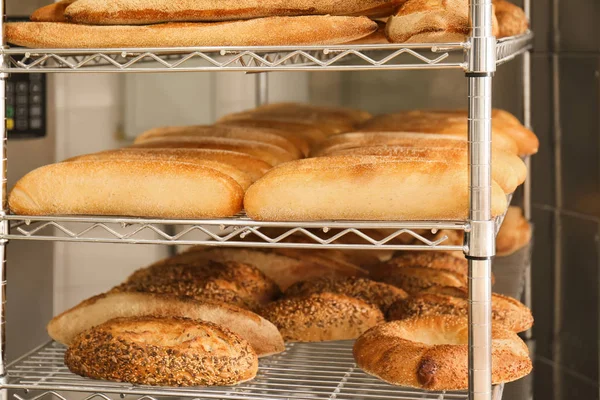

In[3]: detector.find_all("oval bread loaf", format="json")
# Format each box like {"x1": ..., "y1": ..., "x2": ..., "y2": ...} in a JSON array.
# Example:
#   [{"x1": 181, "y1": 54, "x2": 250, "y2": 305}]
[
  {"x1": 48, "y1": 291, "x2": 285, "y2": 357},
  {"x1": 65, "y1": 316, "x2": 258, "y2": 386},
  {"x1": 371, "y1": 266, "x2": 468, "y2": 294},
  {"x1": 260, "y1": 292, "x2": 384, "y2": 342},
  {"x1": 9, "y1": 160, "x2": 243, "y2": 218},
  {"x1": 244, "y1": 156, "x2": 508, "y2": 221}
]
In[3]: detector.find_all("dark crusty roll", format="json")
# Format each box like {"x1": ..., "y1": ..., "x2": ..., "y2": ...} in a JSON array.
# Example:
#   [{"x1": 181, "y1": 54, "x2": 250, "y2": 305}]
[
  {"x1": 387, "y1": 286, "x2": 534, "y2": 333},
  {"x1": 65, "y1": 316, "x2": 258, "y2": 386},
  {"x1": 259, "y1": 292, "x2": 384, "y2": 342},
  {"x1": 284, "y1": 277, "x2": 408, "y2": 314},
  {"x1": 371, "y1": 265, "x2": 467, "y2": 294}
]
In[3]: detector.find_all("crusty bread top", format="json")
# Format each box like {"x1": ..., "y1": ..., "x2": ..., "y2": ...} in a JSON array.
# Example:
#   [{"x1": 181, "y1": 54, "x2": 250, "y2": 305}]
[
  {"x1": 47, "y1": 291, "x2": 285, "y2": 357},
  {"x1": 493, "y1": 0, "x2": 529, "y2": 38},
  {"x1": 31, "y1": 0, "x2": 77, "y2": 22},
  {"x1": 64, "y1": 0, "x2": 407, "y2": 24},
  {"x1": 7, "y1": 17, "x2": 377, "y2": 49},
  {"x1": 496, "y1": 206, "x2": 532, "y2": 256}
]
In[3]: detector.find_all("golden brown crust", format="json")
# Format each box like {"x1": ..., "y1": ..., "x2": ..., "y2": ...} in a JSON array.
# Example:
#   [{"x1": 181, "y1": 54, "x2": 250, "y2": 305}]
[
  {"x1": 65, "y1": 316, "x2": 258, "y2": 386},
  {"x1": 387, "y1": 286, "x2": 534, "y2": 332},
  {"x1": 494, "y1": 0, "x2": 529, "y2": 37},
  {"x1": 371, "y1": 265, "x2": 467, "y2": 294},
  {"x1": 219, "y1": 103, "x2": 372, "y2": 136},
  {"x1": 134, "y1": 124, "x2": 303, "y2": 159},
  {"x1": 244, "y1": 155, "x2": 508, "y2": 221},
  {"x1": 64, "y1": 0, "x2": 406, "y2": 24},
  {"x1": 284, "y1": 277, "x2": 408, "y2": 313},
  {"x1": 6, "y1": 18, "x2": 377, "y2": 48},
  {"x1": 353, "y1": 316, "x2": 532, "y2": 390},
  {"x1": 381, "y1": 252, "x2": 468, "y2": 276},
  {"x1": 317, "y1": 144, "x2": 527, "y2": 194},
  {"x1": 47, "y1": 291, "x2": 285, "y2": 357},
  {"x1": 114, "y1": 261, "x2": 280, "y2": 310},
  {"x1": 175, "y1": 247, "x2": 367, "y2": 291},
  {"x1": 31, "y1": 0, "x2": 76, "y2": 22},
  {"x1": 9, "y1": 160, "x2": 243, "y2": 218},
  {"x1": 358, "y1": 109, "x2": 538, "y2": 156},
  {"x1": 496, "y1": 206, "x2": 532, "y2": 256},
  {"x1": 386, "y1": 0, "x2": 499, "y2": 43},
  {"x1": 259, "y1": 293, "x2": 384, "y2": 342}
]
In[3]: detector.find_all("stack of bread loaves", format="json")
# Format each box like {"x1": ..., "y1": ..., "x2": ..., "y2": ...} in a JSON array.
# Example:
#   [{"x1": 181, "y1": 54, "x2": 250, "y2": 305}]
[
  {"x1": 6, "y1": 0, "x2": 528, "y2": 48},
  {"x1": 8, "y1": 103, "x2": 367, "y2": 218},
  {"x1": 244, "y1": 108, "x2": 536, "y2": 221}
]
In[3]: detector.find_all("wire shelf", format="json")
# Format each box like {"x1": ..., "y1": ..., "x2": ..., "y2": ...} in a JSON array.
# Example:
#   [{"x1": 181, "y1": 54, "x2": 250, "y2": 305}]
[
  {"x1": 4, "y1": 341, "x2": 504, "y2": 400},
  {"x1": 2, "y1": 214, "x2": 468, "y2": 251},
  {"x1": 0, "y1": 33, "x2": 532, "y2": 73}
]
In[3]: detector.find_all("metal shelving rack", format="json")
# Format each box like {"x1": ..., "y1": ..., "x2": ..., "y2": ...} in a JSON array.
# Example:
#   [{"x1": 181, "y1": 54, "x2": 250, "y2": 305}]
[{"x1": 0, "y1": 1, "x2": 534, "y2": 400}]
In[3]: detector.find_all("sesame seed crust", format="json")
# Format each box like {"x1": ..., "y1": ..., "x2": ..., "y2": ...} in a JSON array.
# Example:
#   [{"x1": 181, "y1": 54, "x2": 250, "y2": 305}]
[
  {"x1": 65, "y1": 316, "x2": 258, "y2": 387},
  {"x1": 259, "y1": 292, "x2": 384, "y2": 342}
]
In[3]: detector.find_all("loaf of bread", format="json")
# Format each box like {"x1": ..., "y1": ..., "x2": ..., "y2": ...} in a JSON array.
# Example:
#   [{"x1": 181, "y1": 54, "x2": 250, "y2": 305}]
[
  {"x1": 30, "y1": 0, "x2": 76, "y2": 22},
  {"x1": 259, "y1": 293, "x2": 384, "y2": 342},
  {"x1": 314, "y1": 131, "x2": 520, "y2": 158},
  {"x1": 358, "y1": 109, "x2": 539, "y2": 156},
  {"x1": 67, "y1": 148, "x2": 252, "y2": 190},
  {"x1": 371, "y1": 265, "x2": 467, "y2": 294},
  {"x1": 354, "y1": 316, "x2": 532, "y2": 390},
  {"x1": 284, "y1": 277, "x2": 408, "y2": 313},
  {"x1": 387, "y1": 286, "x2": 534, "y2": 332},
  {"x1": 166, "y1": 247, "x2": 367, "y2": 291},
  {"x1": 494, "y1": 0, "x2": 529, "y2": 37},
  {"x1": 69, "y1": 148, "x2": 270, "y2": 183},
  {"x1": 117, "y1": 259, "x2": 281, "y2": 307},
  {"x1": 496, "y1": 206, "x2": 532, "y2": 256},
  {"x1": 218, "y1": 120, "x2": 328, "y2": 156},
  {"x1": 63, "y1": 0, "x2": 405, "y2": 24},
  {"x1": 219, "y1": 103, "x2": 372, "y2": 136},
  {"x1": 377, "y1": 252, "x2": 468, "y2": 277},
  {"x1": 320, "y1": 145, "x2": 526, "y2": 194},
  {"x1": 134, "y1": 125, "x2": 303, "y2": 159},
  {"x1": 133, "y1": 136, "x2": 297, "y2": 166},
  {"x1": 48, "y1": 291, "x2": 285, "y2": 357},
  {"x1": 7, "y1": 17, "x2": 377, "y2": 48},
  {"x1": 65, "y1": 316, "x2": 258, "y2": 386},
  {"x1": 386, "y1": 0, "x2": 499, "y2": 43},
  {"x1": 244, "y1": 155, "x2": 508, "y2": 221},
  {"x1": 9, "y1": 159, "x2": 243, "y2": 218}
]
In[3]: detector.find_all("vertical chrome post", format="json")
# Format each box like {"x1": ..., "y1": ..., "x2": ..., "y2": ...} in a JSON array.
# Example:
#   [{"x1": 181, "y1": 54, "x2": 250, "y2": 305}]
[
  {"x1": 255, "y1": 73, "x2": 269, "y2": 106},
  {"x1": 466, "y1": 0, "x2": 496, "y2": 399},
  {"x1": 0, "y1": 0, "x2": 7, "y2": 378}
]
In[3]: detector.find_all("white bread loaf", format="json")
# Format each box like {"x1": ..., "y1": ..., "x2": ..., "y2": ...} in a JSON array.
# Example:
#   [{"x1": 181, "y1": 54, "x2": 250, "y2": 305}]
[
  {"x1": 63, "y1": 0, "x2": 405, "y2": 24},
  {"x1": 6, "y1": 17, "x2": 377, "y2": 48},
  {"x1": 9, "y1": 159, "x2": 243, "y2": 218},
  {"x1": 67, "y1": 148, "x2": 271, "y2": 183},
  {"x1": 244, "y1": 156, "x2": 508, "y2": 221},
  {"x1": 132, "y1": 136, "x2": 297, "y2": 166},
  {"x1": 134, "y1": 124, "x2": 303, "y2": 159},
  {"x1": 323, "y1": 145, "x2": 526, "y2": 194}
]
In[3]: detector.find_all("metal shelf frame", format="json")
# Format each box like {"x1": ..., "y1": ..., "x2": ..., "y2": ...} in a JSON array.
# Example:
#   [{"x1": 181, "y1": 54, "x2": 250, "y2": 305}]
[
  {"x1": 0, "y1": 1, "x2": 535, "y2": 400},
  {"x1": 4, "y1": 341, "x2": 505, "y2": 400}
]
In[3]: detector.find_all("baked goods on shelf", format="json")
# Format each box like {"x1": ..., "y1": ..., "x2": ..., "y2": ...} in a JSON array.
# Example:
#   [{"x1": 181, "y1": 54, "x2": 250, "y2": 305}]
[
  {"x1": 114, "y1": 260, "x2": 281, "y2": 309},
  {"x1": 173, "y1": 247, "x2": 367, "y2": 291},
  {"x1": 62, "y1": 0, "x2": 407, "y2": 24},
  {"x1": 47, "y1": 291, "x2": 285, "y2": 357},
  {"x1": 353, "y1": 315, "x2": 532, "y2": 390},
  {"x1": 68, "y1": 148, "x2": 269, "y2": 184},
  {"x1": 8, "y1": 159, "x2": 244, "y2": 218},
  {"x1": 219, "y1": 103, "x2": 372, "y2": 136},
  {"x1": 259, "y1": 292, "x2": 384, "y2": 342},
  {"x1": 6, "y1": 16, "x2": 378, "y2": 48},
  {"x1": 65, "y1": 316, "x2": 258, "y2": 386},
  {"x1": 244, "y1": 155, "x2": 508, "y2": 221},
  {"x1": 494, "y1": 0, "x2": 530, "y2": 37},
  {"x1": 387, "y1": 286, "x2": 534, "y2": 332},
  {"x1": 284, "y1": 277, "x2": 408, "y2": 313},
  {"x1": 376, "y1": 252, "x2": 468, "y2": 276},
  {"x1": 357, "y1": 109, "x2": 539, "y2": 156},
  {"x1": 31, "y1": 0, "x2": 75, "y2": 23},
  {"x1": 496, "y1": 206, "x2": 532, "y2": 256}
]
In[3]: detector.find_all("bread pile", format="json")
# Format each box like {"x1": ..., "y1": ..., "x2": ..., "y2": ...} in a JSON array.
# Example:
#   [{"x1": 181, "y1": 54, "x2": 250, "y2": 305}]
[
  {"x1": 6, "y1": 0, "x2": 528, "y2": 48},
  {"x1": 9, "y1": 102, "x2": 537, "y2": 221}
]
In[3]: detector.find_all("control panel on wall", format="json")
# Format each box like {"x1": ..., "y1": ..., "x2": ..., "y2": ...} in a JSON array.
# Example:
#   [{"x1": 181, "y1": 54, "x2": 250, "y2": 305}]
[{"x1": 6, "y1": 74, "x2": 47, "y2": 139}]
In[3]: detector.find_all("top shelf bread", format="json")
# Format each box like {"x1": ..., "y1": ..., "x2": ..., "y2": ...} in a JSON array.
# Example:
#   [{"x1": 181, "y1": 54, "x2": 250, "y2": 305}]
[{"x1": 3, "y1": 0, "x2": 531, "y2": 66}]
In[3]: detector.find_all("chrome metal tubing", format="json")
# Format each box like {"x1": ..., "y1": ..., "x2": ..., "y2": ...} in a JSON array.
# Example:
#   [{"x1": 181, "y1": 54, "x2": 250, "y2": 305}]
[
  {"x1": 255, "y1": 73, "x2": 269, "y2": 106},
  {"x1": 0, "y1": 0, "x2": 7, "y2": 378},
  {"x1": 467, "y1": 0, "x2": 496, "y2": 398}
]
